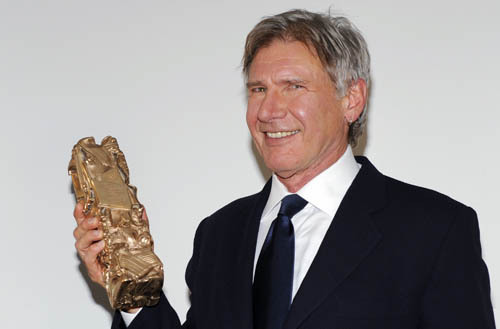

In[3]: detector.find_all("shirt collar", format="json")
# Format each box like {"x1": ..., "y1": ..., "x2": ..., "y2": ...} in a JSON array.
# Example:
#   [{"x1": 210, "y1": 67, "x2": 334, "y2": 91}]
[{"x1": 262, "y1": 146, "x2": 361, "y2": 218}]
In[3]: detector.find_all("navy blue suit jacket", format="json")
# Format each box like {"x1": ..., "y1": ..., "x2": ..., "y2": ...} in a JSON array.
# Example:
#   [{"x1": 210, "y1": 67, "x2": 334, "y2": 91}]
[{"x1": 112, "y1": 157, "x2": 495, "y2": 329}]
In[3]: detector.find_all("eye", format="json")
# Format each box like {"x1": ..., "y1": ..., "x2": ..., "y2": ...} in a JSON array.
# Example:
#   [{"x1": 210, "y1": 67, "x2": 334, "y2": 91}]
[
  {"x1": 250, "y1": 87, "x2": 266, "y2": 93},
  {"x1": 290, "y1": 84, "x2": 304, "y2": 90}
]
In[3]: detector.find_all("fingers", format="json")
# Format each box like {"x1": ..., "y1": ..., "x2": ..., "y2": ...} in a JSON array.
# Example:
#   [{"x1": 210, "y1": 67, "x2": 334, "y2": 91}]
[
  {"x1": 79, "y1": 239, "x2": 106, "y2": 287},
  {"x1": 87, "y1": 258, "x2": 105, "y2": 285},
  {"x1": 75, "y1": 229, "x2": 105, "y2": 287},
  {"x1": 73, "y1": 201, "x2": 86, "y2": 225},
  {"x1": 73, "y1": 216, "x2": 100, "y2": 241},
  {"x1": 77, "y1": 239, "x2": 105, "y2": 261},
  {"x1": 75, "y1": 225, "x2": 103, "y2": 251},
  {"x1": 73, "y1": 202, "x2": 106, "y2": 288},
  {"x1": 72, "y1": 203, "x2": 152, "y2": 289}
]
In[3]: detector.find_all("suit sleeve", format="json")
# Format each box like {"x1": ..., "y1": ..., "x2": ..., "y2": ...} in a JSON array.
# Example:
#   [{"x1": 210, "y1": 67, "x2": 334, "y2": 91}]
[
  {"x1": 110, "y1": 218, "x2": 207, "y2": 329},
  {"x1": 419, "y1": 206, "x2": 496, "y2": 329}
]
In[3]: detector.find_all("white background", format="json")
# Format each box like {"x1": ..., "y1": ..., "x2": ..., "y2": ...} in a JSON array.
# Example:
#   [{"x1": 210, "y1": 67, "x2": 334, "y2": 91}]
[{"x1": 1, "y1": 0, "x2": 498, "y2": 328}]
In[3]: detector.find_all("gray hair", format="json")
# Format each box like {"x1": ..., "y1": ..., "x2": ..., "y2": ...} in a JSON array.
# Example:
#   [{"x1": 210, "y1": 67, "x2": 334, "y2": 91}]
[{"x1": 242, "y1": 9, "x2": 370, "y2": 146}]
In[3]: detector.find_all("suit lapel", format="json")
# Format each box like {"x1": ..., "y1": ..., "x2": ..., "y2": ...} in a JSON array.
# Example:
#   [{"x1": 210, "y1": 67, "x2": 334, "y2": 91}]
[
  {"x1": 226, "y1": 180, "x2": 271, "y2": 328},
  {"x1": 284, "y1": 157, "x2": 387, "y2": 329}
]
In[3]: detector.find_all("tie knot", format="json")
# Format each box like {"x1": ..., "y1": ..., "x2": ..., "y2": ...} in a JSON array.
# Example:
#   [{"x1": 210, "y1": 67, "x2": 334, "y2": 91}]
[{"x1": 278, "y1": 194, "x2": 308, "y2": 218}]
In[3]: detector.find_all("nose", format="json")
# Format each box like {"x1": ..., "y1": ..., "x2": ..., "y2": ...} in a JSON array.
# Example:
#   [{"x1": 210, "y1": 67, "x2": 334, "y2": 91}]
[{"x1": 257, "y1": 89, "x2": 287, "y2": 122}]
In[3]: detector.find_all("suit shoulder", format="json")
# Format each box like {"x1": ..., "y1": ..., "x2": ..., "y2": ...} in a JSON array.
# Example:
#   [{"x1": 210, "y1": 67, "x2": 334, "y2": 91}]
[
  {"x1": 374, "y1": 175, "x2": 478, "y2": 250},
  {"x1": 382, "y1": 175, "x2": 472, "y2": 218},
  {"x1": 199, "y1": 190, "x2": 262, "y2": 228},
  {"x1": 213, "y1": 192, "x2": 261, "y2": 217}
]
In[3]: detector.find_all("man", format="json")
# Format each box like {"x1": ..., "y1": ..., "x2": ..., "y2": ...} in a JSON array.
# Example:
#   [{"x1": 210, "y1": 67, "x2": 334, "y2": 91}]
[{"x1": 73, "y1": 9, "x2": 496, "y2": 329}]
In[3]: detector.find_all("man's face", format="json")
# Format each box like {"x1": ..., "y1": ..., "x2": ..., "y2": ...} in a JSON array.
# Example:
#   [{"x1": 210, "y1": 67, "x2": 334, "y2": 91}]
[{"x1": 246, "y1": 40, "x2": 350, "y2": 183}]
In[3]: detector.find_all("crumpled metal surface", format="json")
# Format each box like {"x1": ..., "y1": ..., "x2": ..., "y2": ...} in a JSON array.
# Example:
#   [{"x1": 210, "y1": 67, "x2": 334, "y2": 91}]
[{"x1": 69, "y1": 136, "x2": 163, "y2": 310}]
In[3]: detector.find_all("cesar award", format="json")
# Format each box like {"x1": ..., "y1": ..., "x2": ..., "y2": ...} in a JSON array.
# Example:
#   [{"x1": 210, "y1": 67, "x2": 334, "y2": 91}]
[{"x1": 68, "y1": 136, "x2": 164, "y2": 309}]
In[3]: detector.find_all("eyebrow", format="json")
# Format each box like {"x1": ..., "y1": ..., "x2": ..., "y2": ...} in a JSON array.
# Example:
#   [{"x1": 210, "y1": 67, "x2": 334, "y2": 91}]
[
  {"x1": 246, "y1": 78, "x2": 308, "y2": 88},
  {"x1": 246, "y1": 81, "x2": 264, "y2": 89},
  {"x1": 284, "y1": 78, "x2": 308, "y2": 85}
]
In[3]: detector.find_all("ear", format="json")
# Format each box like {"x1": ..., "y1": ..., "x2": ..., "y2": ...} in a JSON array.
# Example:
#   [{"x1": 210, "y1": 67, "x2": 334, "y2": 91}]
[{"x1": 342, "y1": 79, "x2": 367, "y2": 123}]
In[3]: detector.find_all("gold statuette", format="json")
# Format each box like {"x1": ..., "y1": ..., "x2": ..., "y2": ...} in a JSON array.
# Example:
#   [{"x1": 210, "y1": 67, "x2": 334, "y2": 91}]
[{"x1": 68, "y1": 136, "x2": 163, "y2": 310}]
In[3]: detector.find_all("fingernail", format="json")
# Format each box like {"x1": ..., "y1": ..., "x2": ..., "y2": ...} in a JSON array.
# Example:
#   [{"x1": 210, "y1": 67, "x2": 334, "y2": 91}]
[{"x1": 88, "y1": 217, "x2": 96, "y2": 225}]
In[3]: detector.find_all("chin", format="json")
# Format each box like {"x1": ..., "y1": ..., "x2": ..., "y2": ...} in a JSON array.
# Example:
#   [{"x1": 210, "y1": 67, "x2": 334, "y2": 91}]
[{"x1": 266, "y1": 163, "x2": 298, "y2": 178}]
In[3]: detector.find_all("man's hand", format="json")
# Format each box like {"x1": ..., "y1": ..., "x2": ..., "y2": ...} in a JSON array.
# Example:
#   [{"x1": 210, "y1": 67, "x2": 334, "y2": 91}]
[
  {"x1": 73, "y1": 202, "x2": 106, "y2": 288},
  {"x1": 72, "y1": 202, "x2": 149, "y2": 315}
]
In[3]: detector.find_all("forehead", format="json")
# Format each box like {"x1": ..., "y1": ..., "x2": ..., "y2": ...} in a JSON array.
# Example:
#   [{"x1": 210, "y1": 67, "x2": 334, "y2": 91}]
[{"x1": 249, "y1": 40, "x2": 327, "y2": 79}]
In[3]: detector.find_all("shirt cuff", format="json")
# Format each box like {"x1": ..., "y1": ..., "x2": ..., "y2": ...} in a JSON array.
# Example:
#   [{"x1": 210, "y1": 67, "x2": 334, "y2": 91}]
[{"x1": 120, "y1": 308, "x2": 142, "y2": 327}]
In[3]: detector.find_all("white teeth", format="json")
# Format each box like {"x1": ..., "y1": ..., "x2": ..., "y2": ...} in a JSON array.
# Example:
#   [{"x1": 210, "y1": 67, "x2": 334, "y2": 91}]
[{"x1": 266, "y1": 130, "x2": 299, "y2": 138}]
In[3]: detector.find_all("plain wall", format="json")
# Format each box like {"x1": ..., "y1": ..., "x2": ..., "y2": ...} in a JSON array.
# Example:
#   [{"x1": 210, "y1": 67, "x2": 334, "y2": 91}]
[{"x1": 1, "y1": 0, "x2": 498, "y2": 327}]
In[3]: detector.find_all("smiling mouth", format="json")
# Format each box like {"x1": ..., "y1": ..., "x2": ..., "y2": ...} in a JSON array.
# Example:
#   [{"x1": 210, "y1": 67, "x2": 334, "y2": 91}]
[{"x1": 266, "y1": 130, "x2": 300, "y2": 139}]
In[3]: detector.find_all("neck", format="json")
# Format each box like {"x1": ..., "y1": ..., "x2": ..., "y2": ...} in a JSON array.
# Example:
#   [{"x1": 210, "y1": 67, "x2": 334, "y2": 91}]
[{"x1": 276, "y1": 144, "x2": 349, "y2": 193}]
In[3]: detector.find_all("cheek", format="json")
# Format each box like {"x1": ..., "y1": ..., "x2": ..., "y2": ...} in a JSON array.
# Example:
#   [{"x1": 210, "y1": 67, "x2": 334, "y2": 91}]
[
  {"x1": 245, "y1": 101, "x2": 255, "y2": 126},
  {"x1": 288, "y1": 96, "x2": 321, "y2": 130},
  {"x1": 246, "y1": 105, "x2": 259, "y2": 137}
]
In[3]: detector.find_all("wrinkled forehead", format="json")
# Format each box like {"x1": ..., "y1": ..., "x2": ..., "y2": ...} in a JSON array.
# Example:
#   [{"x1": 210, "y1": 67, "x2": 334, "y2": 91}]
[
  {"x1": 249, "y1": 38, "x2": 330, "y2": 74},
  {"x1": 248, "y1": 39, "x2": 329, "y2": 80}
]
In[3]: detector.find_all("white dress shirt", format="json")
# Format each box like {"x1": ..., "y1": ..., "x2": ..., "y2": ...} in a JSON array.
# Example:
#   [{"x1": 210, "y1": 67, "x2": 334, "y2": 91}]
[
  {"x1": 121, "y1": 307, "x2": 139, "y2": 326},
  {"x1": 122, "y1": 146, "x2": 360, "y2": 326},
  {"x1": 253, "y1": 146, "x2": 360, "y2": 299}
]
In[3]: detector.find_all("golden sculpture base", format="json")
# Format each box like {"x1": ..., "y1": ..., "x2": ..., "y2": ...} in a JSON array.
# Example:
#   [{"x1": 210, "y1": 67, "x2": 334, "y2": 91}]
[{"x1": 68, "y1": 136, "x2": 164, "y2": 310}]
